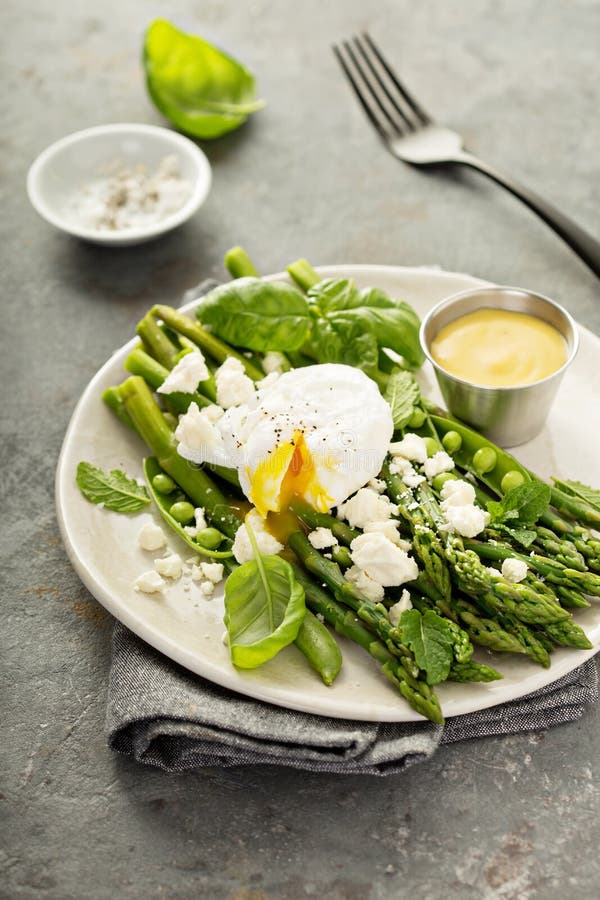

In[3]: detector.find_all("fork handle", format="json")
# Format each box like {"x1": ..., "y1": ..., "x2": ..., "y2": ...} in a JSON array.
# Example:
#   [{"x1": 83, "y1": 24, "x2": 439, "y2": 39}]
[{"x1": 455, "y1": 152, "x2": 600, "y2": 278}]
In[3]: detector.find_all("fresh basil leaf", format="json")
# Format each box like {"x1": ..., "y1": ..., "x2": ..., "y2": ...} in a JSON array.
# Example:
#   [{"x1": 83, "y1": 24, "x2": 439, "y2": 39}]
[
  {"x1": 552, "y1": 479, "x2": 600, "y2": 514},
  {"x1": 224, "y1": 553, "x2": 306, "y2": 668},
  {"x1": 144, "y1": 19, "x2": 265, "y2": 139},
  {"x1": 304, "y1": 312, "x2": 379, "y2": 372},
  {"x1": 307, "y1": 278, "x2": 361, "y2": 312},
  {"x1": 195, "y1": 278, "x2": 312, "y2": 352},
  {"x1": 307, "y1": 279, "x2": 424, "y2": 370},
  {"x1": 76, "y1": 462, "x2": 150, "y2": 513},
  {"x1": 400, "y1": 608, "x2": 454, "y2": 685},
  {"x1": 487, "y1": 482, "x2": 551, "y2": 527},
  {"x1": 384, "y1": 369, "x2": 421, "y2": 430}
]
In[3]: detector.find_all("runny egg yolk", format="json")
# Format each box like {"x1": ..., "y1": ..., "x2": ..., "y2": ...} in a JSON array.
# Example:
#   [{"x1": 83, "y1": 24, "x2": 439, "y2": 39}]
[{"x1": 248, "y1": 430, "x2": 334, "y2": 518}]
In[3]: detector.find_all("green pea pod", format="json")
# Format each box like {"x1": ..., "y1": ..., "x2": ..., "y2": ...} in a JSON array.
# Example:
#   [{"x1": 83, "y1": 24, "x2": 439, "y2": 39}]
[
  {"x1": 429, "y1": 415, "x2": 532, "y2": 496},
  {"x1": 143, "y1": 457, "x2": 234, "y2": 558}
]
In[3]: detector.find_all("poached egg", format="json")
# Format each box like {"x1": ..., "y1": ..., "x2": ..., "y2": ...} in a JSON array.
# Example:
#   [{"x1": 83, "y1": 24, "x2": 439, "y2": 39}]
[{"x1": 176, "y1": 363, "x2": 393, "y2": 518}]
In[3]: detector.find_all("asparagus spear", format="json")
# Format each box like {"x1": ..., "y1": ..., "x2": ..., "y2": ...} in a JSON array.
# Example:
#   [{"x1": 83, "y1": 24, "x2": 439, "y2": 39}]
[
  {"x1": 116, "y1": 376, "x2": 241, "y2": 540},
  {"x1": 136, "y1": 312, "x2": 180, "y2": 369},
  {"x1": 383, "y1": 464, "x2": 452, "y2": 603},
  {"x1": 465, "y1": 539, "x2": 600, "y2": 597},
  {"x1": 448, "y1": 661, "x2": 502, "y2": 683},
  {"x1": 288, "y1": 531, "x2": 417, "y2": 666},
  {"x1": 288, "y1": 563, "x2": 445, "y2": 724},
  {"x1": 151, "y1": 305, "x2": 264, "y2": 381},
  {"x1": 224, "y1": 246, "x2": 259, "y2": 279}
]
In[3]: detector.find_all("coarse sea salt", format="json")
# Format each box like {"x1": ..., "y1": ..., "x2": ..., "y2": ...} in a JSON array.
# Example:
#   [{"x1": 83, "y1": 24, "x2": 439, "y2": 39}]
[{"x1": 70, "y1": 155, "x2": 191, "y2": 232}]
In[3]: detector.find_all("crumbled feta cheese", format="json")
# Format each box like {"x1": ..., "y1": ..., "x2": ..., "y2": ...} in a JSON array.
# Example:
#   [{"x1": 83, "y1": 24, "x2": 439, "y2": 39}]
[
  {"x1": 350, "y1": 533, "x2": 419, "y2": 587},
  {"x1": 175, "y1": 402, "x2": 224, "y2": 460},
  {"x1": 199, "y1": 562, "x2": 224, "y2": 584},
  {"x1": 215, "y1": 357, "x2": 256, "y2": 408},
  {"x1": 337, "y1": 488, "x2": 398, "y2": 529},
  {"x1": 388, "y1": 456, "x2": 413, "y2": 476},
  {"x1": 402, "y1": 468, "x2": 426, "y2": 488},
  {"x1": 202, "y1": 404, "x2": 225, "y2": 423},
  {"x1": 134, "y1": 570, "x2": 165, "y2": 593},
  {"x1": 345, "y1": 565, "x2": 385, "y2": 602},
  {"x1": 440, "y1": 479, "x2": 476, "y2": 507},
  {"x1": 423, "y1": 451, "x2": 455, "y2": 480},
  {"x1": 232, "y1": 509, "x2": 284, "y2": 564},
  {"x1": 444, "y1": 504, "x2": 490, "y2": 538},
  {"x1": 389, "y1": 433, "x2": 428, "y2": 464},
  {"x1": 137, "y1": 522, "x2": 167, "y2": 551},
  {"x1": 501, "y1": 557, "x2": 529, "y2": 583},
  {"x1": 363, "y1": 520, "x2": 411, "y2": 551},
  {"x1": 154, "y1": 553, "x2": 183, "y2": 579},
  {"x1": 183, "y1": 507, "x2": 207, "y2": 538},
  {"x1": 199, "y1": 580, "x2": 215, "y2": 597},
  {"x1": 486, "y1": 566, "x2": 501, "y2": 578},
  {"x1": 260, "y1": 371, "x2": 280, "y2": 390},
  {"x1": 308, "y1": 527, "x2": 338, "y2": 550},
  {"x1": 368, "y1": 477, "x2": 387, "y2": 494},
  {"x1": 157, "y1": 349, "x2": 209, "y2": 395},
  {"x1": 262, "y1": 351, "x2": 287, "y2": 375},
  {"x1": 388, "y1": 590, "x2": 413, "y2": 626}
]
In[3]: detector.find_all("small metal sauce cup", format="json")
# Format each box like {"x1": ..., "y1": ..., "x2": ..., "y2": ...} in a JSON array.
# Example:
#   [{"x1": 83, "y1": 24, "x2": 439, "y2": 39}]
[{"x1": 420, "y1": 286, "x2": 579, "y2": 447}]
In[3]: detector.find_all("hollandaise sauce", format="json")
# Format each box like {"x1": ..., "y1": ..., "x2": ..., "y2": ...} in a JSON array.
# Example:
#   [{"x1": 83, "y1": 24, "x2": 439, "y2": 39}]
[{"x1": 430, "y1": 308, "x2": 567, "y2": 387}]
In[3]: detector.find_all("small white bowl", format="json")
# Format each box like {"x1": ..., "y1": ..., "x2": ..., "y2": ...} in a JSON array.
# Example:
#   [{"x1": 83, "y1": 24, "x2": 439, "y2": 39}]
[{"x1": 27, "y1": 123, "x2": 212, "y2": 246}]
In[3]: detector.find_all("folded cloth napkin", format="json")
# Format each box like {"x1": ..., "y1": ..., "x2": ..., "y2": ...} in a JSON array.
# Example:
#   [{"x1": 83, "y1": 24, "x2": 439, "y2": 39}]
[{"x1": 107, "y1": 623, "x2": 598, "y2": 775}]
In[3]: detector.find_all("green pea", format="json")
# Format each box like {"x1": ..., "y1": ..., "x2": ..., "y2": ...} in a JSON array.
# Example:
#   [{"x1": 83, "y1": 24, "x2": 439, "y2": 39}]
[
  {"x1": 163, "y1": 412, "x2": 178, "y2": 430},
  {"x1": 332, "y1": 545, "x2": 352, "y2": 569},
  {"x1": 501, "y1": 470, "x2": 526, "y2": 493},
  {"x1": 433, "y1": 472, "x2": 456, "y2": 492},
  {"x1": 152, "y1": 473, "x2": 176, "y2": 495},
  {"x1": 196, "y1": 527, "x2": 224, "y2": 550},
  {"x1": 407, "y1": 408, "x2": 426, "y2": 429},
  {"x1": 442, "y1": 430, "x2": 462, "y2": 454},
  {"x1": 169, "y1": 501, "x2": 195, "y2": 524},
  {"x1": 472, "y1": 446, "x2": 497, "y2": 475},
  {"x1": 423, "y1": 437, "x2": 440, "y2": 457}
]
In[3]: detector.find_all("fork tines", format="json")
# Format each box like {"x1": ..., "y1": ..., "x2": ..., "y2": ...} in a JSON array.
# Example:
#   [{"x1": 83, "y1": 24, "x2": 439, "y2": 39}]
[{"x1": 333, "y1": 32, "x2": 432, "y2": 139}]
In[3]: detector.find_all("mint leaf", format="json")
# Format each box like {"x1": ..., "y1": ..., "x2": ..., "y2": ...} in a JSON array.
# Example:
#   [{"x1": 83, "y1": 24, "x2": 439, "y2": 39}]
[
  {"x1": 487, "y1": 482, "x2": 550, "y2": 528},
  {"x1": 496, "y1": 524, "x2": 538, "y2": 548},
  {"x1": 76, "y1": 462, "x2": 150, "y2": 513},
  {"x1": 553, "y1": 479, "x2": 600, "y2": 514},
  {"x1": 400, "y1": 608, "x2": 454, "y2": 685},
  {"x1": 384, "y1": 369, "x2": 421, "y2": 430}
]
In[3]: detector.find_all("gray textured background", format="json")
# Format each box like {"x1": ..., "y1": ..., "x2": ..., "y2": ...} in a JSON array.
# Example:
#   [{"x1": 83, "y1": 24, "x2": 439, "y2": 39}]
[{"x1": 3, "y1": 1, "x2": 600, "y2": 897}]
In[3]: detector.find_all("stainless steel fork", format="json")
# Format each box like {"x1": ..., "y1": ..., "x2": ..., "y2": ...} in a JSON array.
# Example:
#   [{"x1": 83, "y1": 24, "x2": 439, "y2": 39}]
[{"x1": 334, "y1": 33, "x2": 600, "y2": 279}]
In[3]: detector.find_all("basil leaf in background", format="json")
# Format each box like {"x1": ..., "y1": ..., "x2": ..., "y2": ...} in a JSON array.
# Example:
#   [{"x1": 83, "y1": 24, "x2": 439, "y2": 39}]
[
  {"x1": 143, "y1": 19, "x2": 265, "y2": 139},
  {"x1": 384, "y1": 369, "x2": 421, "y2": 429},
  {"x1": 303, "y1": 312, "x2": 379, "y2": 372},
  {"x1": 195, "y1": 278, "x2": 312, "y2": 352},
  {"x1": 224, "y1": 553, "x2": 306, "y2": 669},
  {"x1": 307, "y1": 279, "x2": 424, "y2": 370},
  {"x1": 307, "y1": 277, "x2": 362, "y2": 312},
  {"x1": 76, "y1": 462, "x2": 150, "y2": 513},
  {"x1": 487, "y1": 482, "x2": 551, "y2": 528},
  {"x1": 552, "y1": 479, "x2": 600, "y2": 514},
  {"x1": 400, "y1": 608, "x2": 454, "y2": 685}
]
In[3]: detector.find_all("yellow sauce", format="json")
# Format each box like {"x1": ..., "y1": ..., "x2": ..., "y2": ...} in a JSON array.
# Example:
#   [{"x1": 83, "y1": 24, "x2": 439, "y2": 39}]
[{"x1": 430, "y1": 308, "x2": 567, "y2": 387}]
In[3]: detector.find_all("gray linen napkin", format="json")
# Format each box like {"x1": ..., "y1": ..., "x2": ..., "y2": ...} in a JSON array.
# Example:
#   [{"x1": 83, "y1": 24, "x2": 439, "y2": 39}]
[{"x1": 107, "y1": 622, "x2": 598, "y2": 775}]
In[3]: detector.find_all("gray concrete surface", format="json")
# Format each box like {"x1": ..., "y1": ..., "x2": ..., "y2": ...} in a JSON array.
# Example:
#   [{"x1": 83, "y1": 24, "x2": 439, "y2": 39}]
[{"x1": 3, "y1": 1, "x2": 600, "y2": 897}]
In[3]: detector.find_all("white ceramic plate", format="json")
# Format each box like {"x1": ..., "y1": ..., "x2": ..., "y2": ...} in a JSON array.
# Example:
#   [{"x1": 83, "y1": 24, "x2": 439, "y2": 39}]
[{"x1": 55, "y1": 265, "x2": 600, "y2": 721}]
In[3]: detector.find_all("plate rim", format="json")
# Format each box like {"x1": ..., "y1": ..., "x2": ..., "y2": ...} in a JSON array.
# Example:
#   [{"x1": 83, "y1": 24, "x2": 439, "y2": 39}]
[{"x1": 55, "y1": 263, "x2": 600, "y2": 722}]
